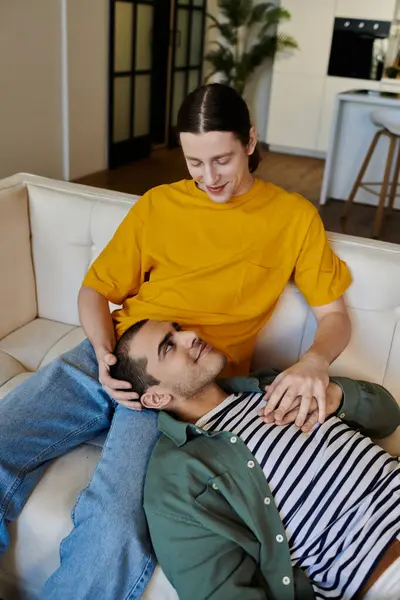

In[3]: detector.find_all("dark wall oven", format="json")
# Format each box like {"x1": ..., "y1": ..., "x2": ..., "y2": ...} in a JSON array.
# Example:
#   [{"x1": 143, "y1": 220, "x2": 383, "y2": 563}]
[{"x1": 328, "y1": 18, "x2": 391, "y2": 81}]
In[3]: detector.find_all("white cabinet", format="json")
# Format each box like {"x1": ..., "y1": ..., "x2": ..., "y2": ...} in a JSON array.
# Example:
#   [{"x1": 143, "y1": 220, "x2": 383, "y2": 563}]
[
  {"x1": 267, "y1": 73, "x2": 325, "y2": 150},
  {"x1": 273, "y1": 0, "x2": 336, "y2": 76},
  {"x1": 316, "y1": 77, "x2": 381, "y2": 152},
  {"x1": 335, "y1": 0, "x2": 396, "y2": 21},
  {"x1": 266, "y1": 0, "x2": 398, "y2": 154},
  {"x1": 267, "y1": 0, "x2": 336, "y2": 150}
]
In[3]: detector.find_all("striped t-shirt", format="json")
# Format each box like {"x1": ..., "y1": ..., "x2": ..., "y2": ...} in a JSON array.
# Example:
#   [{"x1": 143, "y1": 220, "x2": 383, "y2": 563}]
[{"x1": 196, "y1": 392, "x2": 400, "y2": 599}]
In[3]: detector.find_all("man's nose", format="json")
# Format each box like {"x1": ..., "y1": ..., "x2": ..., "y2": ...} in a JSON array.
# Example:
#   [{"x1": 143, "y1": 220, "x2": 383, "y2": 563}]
[
  {"x1": 177, "y1": 330, "x2": 198, "y2": 348},
  {"x1": 203, "y1": 164, "x2": 219, "y2": 186}
]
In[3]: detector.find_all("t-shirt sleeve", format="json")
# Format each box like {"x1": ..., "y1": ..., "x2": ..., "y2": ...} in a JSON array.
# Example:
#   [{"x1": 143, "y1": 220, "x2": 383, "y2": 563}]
[
  {"x1": 82, "y1": 194, "x2": 148, "y2": 305},
  {"x1": 293, "y1": 211, "x2": 352, "y2": 306}
]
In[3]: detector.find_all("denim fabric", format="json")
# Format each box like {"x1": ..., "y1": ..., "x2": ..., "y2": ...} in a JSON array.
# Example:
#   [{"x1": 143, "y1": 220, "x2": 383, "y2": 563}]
[{"x1": 0, "y1": 339, "x2": 159, "y2": 599}]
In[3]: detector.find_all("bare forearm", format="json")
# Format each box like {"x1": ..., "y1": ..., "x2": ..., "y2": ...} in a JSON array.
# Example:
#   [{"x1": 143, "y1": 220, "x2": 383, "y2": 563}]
[
  {"x1": 78, "y1": 286, "x2": 116, "y2": 357},
  {"x1": 305, "y1": 311, "x2": 351, "y2": 366}
]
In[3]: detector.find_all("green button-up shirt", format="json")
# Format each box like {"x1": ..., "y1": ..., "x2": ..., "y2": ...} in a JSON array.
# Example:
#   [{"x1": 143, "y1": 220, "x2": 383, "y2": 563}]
[{"x1": 144, "y1": 376, "x2": 400, "y2": 600}]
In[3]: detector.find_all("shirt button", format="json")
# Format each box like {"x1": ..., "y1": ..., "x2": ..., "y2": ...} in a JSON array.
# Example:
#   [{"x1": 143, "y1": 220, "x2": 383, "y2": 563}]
[
  {"x1": 212, "y1": 483, "x2": 219, "y2": 490},
  {"x1": 276, "y1": 534, "x2": 284, "y2": 543},
  {"x1": 264, "y1": 497, "x2": 271, "y2": 505},
  {"x1": 282, "y1": 576, "x2": 291, "y2": 585},
  {"x1": 247, "y1": 460, "x2": 255, "y2": 469},
  {"x1": 339, "y1": 412, "x2": 345, "y2": 419},
  {"x1": 230, "y1": 436, "x2": 237, "y2": 444}
]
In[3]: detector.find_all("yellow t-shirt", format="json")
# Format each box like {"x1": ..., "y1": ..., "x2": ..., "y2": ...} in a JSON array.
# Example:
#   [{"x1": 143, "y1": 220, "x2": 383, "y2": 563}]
[{"x1": 83, "y1": 179, "x2": 351, "y2": 376}]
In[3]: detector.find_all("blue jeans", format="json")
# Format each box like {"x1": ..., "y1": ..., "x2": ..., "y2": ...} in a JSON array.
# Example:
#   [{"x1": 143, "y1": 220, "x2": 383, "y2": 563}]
[{"x1": 0, "y1": 339, "x2": 159, "y2": 599}]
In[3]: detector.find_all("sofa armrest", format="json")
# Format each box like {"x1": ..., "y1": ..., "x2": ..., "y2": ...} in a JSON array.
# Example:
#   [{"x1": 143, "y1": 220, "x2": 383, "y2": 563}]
[{"x1": 0, "y1": 183, "x2": 37, "y2": 340}]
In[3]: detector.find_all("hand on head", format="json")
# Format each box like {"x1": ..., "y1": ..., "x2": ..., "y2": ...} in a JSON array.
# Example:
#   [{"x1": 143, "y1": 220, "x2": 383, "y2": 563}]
[{"x1": 96, "y1": 348, "x2": 141, "y2": 409}]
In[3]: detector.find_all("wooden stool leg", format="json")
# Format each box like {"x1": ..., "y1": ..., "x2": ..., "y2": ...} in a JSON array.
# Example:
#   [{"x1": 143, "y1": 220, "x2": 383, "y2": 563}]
[
  {"x1": 342, "y1": 130, "x2": 383, "y2": 220},
  {"x1": 372, "y1": 133, "x2": 397, "y2": 238},
  {"x1": 388, "y1": 137, "x2": 400, "y2": 212}
]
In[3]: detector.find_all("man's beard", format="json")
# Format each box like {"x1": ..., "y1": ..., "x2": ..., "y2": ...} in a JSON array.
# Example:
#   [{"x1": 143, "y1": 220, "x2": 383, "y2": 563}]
[{"x1": 172, "y1": 355, "x2": 227, "y2": 399}]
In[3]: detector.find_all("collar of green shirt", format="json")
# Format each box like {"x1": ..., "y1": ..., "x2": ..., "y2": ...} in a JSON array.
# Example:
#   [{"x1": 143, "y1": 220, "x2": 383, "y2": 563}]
[{"x1": 158, "y1": 374, "x2": 263, "y2": 447}]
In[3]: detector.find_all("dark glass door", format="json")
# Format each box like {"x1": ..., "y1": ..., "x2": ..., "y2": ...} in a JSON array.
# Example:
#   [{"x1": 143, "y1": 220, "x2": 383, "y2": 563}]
[
  {"x1": 168, "y1": 0, "x2": 206, "y2": 147},
  {"x1": 151, "y1": 0, "x2": 173, "y2": 144},
  {"x1": 108, "y1": 0, "x2": 206, "y2": 167},
  {"x1": 108, "y1": 0, "x2": 155, "y2": 168}
]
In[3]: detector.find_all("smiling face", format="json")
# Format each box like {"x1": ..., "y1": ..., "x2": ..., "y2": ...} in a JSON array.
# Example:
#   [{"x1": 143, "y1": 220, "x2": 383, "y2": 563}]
[
  {"x1": 180, "y1": 130, "x2": 257, "y2": 203},
  {"x1": 128, "y1": 321, "x2": 227, "y2": 398}
]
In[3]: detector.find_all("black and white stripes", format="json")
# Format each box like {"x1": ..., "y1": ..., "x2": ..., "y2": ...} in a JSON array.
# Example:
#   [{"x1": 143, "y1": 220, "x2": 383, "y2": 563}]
[{"x1": 197, "y1": 392, "x2": 400, "y2": 599}]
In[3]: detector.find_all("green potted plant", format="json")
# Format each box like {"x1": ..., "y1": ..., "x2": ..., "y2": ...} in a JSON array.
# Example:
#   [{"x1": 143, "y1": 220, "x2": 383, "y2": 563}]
[
  {"x1": 205, "y1": 0, "x2": 298, "y2": 95},
  {"x1": 385, "y1": 65, "x2": 400, "y2": 79}
]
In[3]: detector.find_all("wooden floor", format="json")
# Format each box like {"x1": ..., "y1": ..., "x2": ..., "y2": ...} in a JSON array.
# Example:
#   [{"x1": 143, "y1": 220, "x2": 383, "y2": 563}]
[{"x1": 77, "y1": 148, "x2": 400, "y2": 244}]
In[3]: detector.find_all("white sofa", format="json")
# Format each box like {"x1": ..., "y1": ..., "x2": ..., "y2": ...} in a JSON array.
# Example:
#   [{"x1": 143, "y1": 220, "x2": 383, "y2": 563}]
[{"x1": 0, "y1": 173, "x2": 399, "y2": 600}]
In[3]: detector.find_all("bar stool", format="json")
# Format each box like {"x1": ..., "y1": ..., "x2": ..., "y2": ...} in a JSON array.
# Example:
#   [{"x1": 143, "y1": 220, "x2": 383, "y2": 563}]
[{"x1": 341, "y1": 109, "x2": 400, "y2": 238}]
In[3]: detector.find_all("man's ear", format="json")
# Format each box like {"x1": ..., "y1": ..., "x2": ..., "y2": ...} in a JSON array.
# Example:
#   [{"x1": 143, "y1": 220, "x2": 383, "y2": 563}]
[
  {"x1": 141, "y1": 386, "x2": 173, "y2": 411},
  {"x1": 248, "y1": 126, "x2": 258, "y2": 155}
]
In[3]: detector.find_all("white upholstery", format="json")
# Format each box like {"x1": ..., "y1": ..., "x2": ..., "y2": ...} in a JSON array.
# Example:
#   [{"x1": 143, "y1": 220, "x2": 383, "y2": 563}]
[
  {"x1": 254, "y1": 235, "x2": 400, "y2": 400},
  {"x1": 0, "y1": 185, "x2": 37, "y2": 340},
  {"x1": 0, "y1": 173, "x2": 399, "y2": 600},
  {"x1": 27, "y1": 183, "x2": 135, "y2": 325},
  {"x1": 372, "y1": 109, "x2": 400, "y2": 136},
  {"x1": 0, "y1": 319, "x2": 77, "y2": 373}
]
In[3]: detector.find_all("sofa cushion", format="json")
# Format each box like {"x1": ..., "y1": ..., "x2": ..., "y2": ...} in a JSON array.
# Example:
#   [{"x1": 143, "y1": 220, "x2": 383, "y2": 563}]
[
  {"x1": 0, "y1": 444, "x2": 102, "y2": 598},
  {"x1": 40, "y1": 327, "x2": 87, "y2": 368},
  {"x1": 0, "y1": 318, "x2": 77, "y2": 372},
  {"x1": 384, "y1": 316, "x2": 400, "y2": 399},
  {"x1": 0, "y1": 372, "x2": 33, "y2": 400},
  {"x1": 0, "y1": 350, "x2": 25, "y2": 389},
  {"x1": 0, "y1": 439, "x2": 177, "y2": 599},
  {"x1": 0, "y1": 320, "x2": 109, "y2": 451},
  {"x1": 0, "y1": 185, "x2": 37, "y2": 339},
  {"x1": 27, "y1": 184, "x2": 134, "y2": 326},
  {"x1": 0, "y1": 318, "x2": 82, "y2": 399}
]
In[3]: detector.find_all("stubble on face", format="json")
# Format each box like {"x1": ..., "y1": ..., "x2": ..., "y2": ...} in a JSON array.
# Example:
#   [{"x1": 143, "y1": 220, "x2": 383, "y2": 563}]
[{"x1": 169, "y1": 351, "x2": 227, "y2": 399}]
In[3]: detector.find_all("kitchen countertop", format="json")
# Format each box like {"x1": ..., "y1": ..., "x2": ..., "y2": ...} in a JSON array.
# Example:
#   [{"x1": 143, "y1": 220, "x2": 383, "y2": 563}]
[
  {"x1": 338, "y1": 88, "x2": 400, "y2": 104},
  {"x1": 320, "y1": 88, "x2": 400, "y2": 209}
]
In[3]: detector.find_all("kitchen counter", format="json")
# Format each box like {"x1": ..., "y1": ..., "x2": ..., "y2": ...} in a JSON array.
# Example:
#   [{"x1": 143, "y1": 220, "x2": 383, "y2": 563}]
[
  {"x1": 320, "y1": 89, "x2": 400, "y2": 209},
  {"x1": 338, "y1": 88, "x2": 400, "y2": 102}
]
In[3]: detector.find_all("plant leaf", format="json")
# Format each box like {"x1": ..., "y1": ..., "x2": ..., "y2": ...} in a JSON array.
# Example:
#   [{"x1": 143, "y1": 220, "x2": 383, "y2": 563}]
[
  {"x1": 205, "y1": 42, "x2": 235, "y2": 82},
  {"x1": 218, "y1": 0, "x2": 252, "y2": 28},
  {"x1": 275, "y1": 32, "x2": 298, "y2": 52},
  {"x1": 248, "y1": 2, "x2": 275, "y2": 26},
  {"x1": 235, "y1": 30, "x2": 298, "y2": 87},
  {"x1": 207, "y1": 15, "x2": 237, "y2": 46},
  {"x1": 262, "y1": 6, "x2": 291, "y2": 28},
  {"x1": 206, "y1": 1, "x2": 298, "y2": 94}
]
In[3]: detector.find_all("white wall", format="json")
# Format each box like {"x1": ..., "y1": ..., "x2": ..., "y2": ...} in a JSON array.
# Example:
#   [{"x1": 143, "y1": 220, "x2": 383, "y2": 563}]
[
  {"x1": 205, "y1": 0, "x2": 280, "y2": 141},
  {"x1": 245, "y1": 0, "x2": 282, "y2": 142},
  {"x1": 0, "y1": 1, "x2": 64, "y2": 180},
  {"x1": 0, "y1": 0, "x2": 108, "y2": 182},
  {"x1": 67, "y1": 0, "x2": 108, "y2": 180},
  {"x1": 244, "y1": 58, "x2": 275, "y2": 143},
  {"x1": 335, "y1": 0, "x2": 396, "y2": 20}
]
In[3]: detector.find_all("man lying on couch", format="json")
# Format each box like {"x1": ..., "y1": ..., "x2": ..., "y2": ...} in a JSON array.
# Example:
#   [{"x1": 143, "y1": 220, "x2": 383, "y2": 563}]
[{"x1": 111, "y1": 319, "x2": 400, "y2": 600}]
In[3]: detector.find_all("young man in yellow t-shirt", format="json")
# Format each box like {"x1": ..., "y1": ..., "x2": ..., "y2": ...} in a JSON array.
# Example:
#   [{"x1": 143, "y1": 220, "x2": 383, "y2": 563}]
[
  {"x1": 0, "y1": 84, "x2": 351, "y2": 599},
  {"x1": 83, "y1": 177, "x2": 350, "y2": 380}
]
